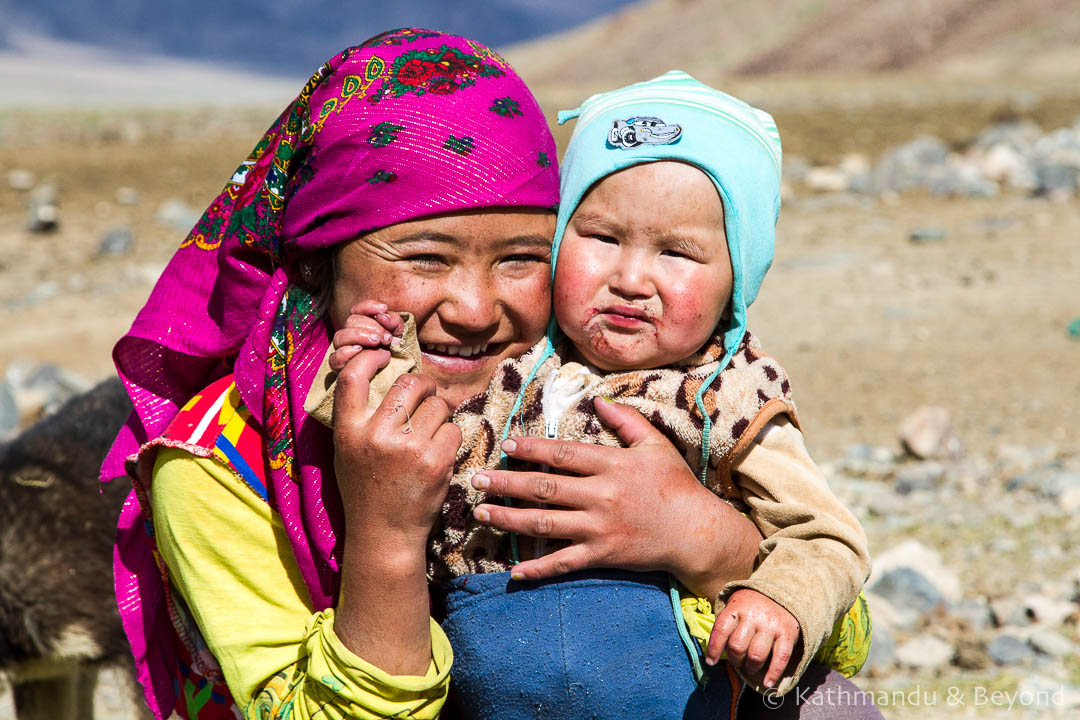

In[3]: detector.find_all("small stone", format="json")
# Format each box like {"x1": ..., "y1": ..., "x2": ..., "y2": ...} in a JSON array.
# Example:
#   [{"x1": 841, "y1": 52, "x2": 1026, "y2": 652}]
[
  {"x1": 908, "y1": 227, "x2": 947, "y2": 244},
  {"x1": 1060, "y1": 486, "x2": 1080, "y2": 512},
  {"x1": 845, "y1": 443, "x2": 873, "y2": 462},
  {"x1": 869, "y1": 567, "x2": 945, "y2": 630},
  {"x1": 893, "y1": 461, "x2": 946, "y2": 495},
  {"x1": 870, "y1": 540, "x2": 962, "y2": 603},
  {"x1": 27, "y1": 202, "x2": 59, "y2": 233},
  {"x1": 872, "y1": 135, "x2": 950, "y2": 194},
  {"x1": 988, "y1": 633, "x2": 1034, "y2": 666},
  {"x1": 898, "y1": 406, "x2": 962, "y2": 460},
  {"x1": 1023, "y1": 594, "x2": 1076, "y2": 626},
  {"x1": 990, "y1": 597, "x2": 1030, "y2": 627},
  {"x1": 97, "y1": 226, "x2": 135, "y2": 257},
  {"x1": 805, "y1": 166, "x2": 850, "y2": 193},
  {"x1": 155, "y1": 199, "x2": 200, "y2": 231},
  {"x1": 1035, "y1": 163, "x2": 1079, "y2": 196},
  {"x1": 115, "y1": 186, "x2": 140, "y2": 206},
  {"x1": 951, "y1": 597, "x2": 993, "y2": 632},
  {"x1": 6, "y1": 168, "x2": 35, "y2": 191},
  {"x1": 862, "y1": 623, "x2": 896, "y2": 675},
  {"x1": 953, "y1": 638, "x2": 991, "y2": 670},
  {"x1": 896, "y1": 636, "x2": 952, "y2": 671},
  {"x1": 1027, "y1": 627, "x2": 1076, "y2": 658}
]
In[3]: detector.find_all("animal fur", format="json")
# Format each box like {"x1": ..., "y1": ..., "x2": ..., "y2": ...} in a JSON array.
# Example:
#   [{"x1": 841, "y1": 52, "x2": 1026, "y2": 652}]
[{"x1": 0, "y1": 378, "x2": 149, "y2": 719}]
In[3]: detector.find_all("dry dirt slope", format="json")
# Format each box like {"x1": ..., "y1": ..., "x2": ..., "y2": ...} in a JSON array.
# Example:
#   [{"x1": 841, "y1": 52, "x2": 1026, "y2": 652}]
[{"x1": 507, "y1": 0, "x2": 1080, "y2": 93}]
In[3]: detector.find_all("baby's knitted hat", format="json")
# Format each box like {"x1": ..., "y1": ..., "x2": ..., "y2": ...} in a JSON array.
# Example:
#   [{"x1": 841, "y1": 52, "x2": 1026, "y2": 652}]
[{"x1": 553, "y1": 70, "x2": 783, "y2": 366}]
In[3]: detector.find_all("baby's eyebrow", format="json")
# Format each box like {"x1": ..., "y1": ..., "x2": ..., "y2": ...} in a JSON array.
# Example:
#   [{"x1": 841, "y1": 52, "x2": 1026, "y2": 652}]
[
  {"x1": 571, "y1": 210, "x2": 617, "y2": 230},
  {"x1": 660, "y1": 233, "x2": 709, "y2": 259}
]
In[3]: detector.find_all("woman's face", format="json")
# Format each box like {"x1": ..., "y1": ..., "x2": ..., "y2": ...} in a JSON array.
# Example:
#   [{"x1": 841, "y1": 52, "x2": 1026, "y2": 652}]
[{"x1": 331, "y1": 209, "x2": 555, "y2": 409}]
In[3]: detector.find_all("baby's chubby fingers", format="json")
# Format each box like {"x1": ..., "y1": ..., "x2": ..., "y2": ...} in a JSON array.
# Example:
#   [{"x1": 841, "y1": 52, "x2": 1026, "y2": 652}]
[
  {"x1": 762, "y1": 632, "x2": 797, "y2": 690},
  {"x1": 741, "y1": 627, "x2": 777, "y2": 677},
  {"x1": 348, "y1": 300, "x2": 405, "y2": 338},
  {"x1": 706, "y1": 610, "x2": 739, "y2": 666}
]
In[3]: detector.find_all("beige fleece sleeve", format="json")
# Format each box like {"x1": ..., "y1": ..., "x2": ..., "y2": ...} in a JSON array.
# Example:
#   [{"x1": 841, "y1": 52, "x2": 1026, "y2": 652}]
[{"x1": 720, "y1": 417, "x2": 870, "y2": 696}]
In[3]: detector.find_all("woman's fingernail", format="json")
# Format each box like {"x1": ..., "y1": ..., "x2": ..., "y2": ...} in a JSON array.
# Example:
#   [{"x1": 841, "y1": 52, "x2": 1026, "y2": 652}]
[
  {"x1": 510, "y1": 571, "x2": 524, "y2": 581},
  {"x1": 472, "y1": 474, "x2": 489, "y2": 489},
  {"x1": 501, "y1": 439, "x2": 517, "y2": 453},
  {"x1": 383, "y1": 332, "x2": 391, "y2": 343},
  {"x1": 473, "y1": 507, "x2": 490, "y2": 523},
  {"x1": 375, "y1": 303, "x2": 387, "y2": 312},
  {"x1": 705, "y1": 656, "x2": 717, "y2": 666}
]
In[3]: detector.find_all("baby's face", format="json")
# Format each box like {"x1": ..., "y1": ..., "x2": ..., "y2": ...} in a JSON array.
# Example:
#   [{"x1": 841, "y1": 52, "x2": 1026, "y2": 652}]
[{"x1": 554, "y1": 161, "x2": 733, "y2": 371}]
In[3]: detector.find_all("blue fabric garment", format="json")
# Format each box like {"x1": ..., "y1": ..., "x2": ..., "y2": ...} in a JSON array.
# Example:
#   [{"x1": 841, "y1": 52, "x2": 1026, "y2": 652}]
[{"x1": 438, "y1": 570, "x2": 737, "y2": 720}]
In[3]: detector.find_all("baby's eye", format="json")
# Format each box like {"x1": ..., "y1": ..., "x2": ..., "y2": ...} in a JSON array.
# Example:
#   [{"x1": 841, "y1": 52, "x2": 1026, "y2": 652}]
[
  {"x1": 591, "y1": 234, "x2": 618, "y2": 245},
  {"x1": 660, "y1": 249, "x2": 687, "y2": 258}
]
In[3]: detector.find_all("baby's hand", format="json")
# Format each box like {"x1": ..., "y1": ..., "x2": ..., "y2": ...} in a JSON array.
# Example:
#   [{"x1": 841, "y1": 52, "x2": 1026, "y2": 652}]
[
  {"x1": 330, "y1": 300, "x2": 405, "y2": 372},
  {"x1": 706, "y1": 588, "x2": 800, "y2": 690}
]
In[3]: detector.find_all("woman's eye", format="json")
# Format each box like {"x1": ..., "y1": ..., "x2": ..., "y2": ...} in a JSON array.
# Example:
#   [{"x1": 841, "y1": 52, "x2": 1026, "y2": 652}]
[
  {"x1": 407, "y1": 254, "x2": 448, "y2": 269},
  {"x1": 503, "y1": 253, "x2": 549, "y2": 265}
]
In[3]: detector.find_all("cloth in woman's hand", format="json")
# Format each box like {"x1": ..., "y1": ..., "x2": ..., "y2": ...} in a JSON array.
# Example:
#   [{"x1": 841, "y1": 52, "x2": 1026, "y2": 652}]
[{"x1": 305, "y1": 312, "x2": 422, "y2": 427}]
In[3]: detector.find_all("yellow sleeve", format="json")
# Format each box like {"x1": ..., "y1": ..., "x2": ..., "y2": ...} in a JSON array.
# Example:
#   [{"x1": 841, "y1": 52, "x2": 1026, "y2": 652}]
[{"x1": 151, "y1": 447, "x2": 451, "y2": 719}]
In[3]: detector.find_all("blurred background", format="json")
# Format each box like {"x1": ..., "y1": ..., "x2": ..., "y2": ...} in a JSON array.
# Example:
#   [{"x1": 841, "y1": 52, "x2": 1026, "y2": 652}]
[{"x1": 1, "y1": 1, "x2": 1078, "y2": 718}]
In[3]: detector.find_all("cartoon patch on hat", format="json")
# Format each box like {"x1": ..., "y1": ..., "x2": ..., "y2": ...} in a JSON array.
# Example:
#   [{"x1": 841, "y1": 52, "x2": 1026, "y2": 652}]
[{"x1": 608, "y1": 116, "x2": 682, "y2": 149}]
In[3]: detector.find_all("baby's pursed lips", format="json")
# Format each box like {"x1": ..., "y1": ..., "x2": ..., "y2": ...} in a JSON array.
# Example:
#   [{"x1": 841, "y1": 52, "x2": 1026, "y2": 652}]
[{"x1": 603, "y1": 304, "x2": 651, "y2": 321}]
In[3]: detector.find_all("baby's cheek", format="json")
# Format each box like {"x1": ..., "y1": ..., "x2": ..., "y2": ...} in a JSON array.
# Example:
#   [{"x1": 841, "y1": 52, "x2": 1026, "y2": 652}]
[{"x1": 660, "y1": 286, "x2": 717, "y2": 347}]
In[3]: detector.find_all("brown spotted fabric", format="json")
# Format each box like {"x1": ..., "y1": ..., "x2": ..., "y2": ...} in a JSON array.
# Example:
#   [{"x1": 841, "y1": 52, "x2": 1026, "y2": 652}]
[{"x1": 428, "y1": 329, "x2": 798, "y2": 582}]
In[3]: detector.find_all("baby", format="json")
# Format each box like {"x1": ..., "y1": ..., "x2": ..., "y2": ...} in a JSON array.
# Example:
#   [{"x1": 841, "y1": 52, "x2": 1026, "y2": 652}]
[{"x1": 323, "y1": 72, "x2": 870, "y2": 716}]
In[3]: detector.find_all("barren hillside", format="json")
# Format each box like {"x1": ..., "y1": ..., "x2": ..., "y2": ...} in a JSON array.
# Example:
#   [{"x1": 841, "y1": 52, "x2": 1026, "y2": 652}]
[{"x1": 508, "y1": 0, "x2": 1080, "y2": 94}]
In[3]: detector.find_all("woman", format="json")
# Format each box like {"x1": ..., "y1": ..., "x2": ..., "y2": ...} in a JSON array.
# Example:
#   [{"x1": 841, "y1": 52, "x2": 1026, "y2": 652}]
[{"x1": 104, "y1": 29, "x2": 877, "y2": 720}]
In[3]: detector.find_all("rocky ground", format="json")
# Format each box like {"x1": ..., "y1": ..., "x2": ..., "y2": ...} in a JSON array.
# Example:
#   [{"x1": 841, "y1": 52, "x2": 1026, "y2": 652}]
[{"x1": 1, "y1": 92, "x2": 1078, "y2": 717}]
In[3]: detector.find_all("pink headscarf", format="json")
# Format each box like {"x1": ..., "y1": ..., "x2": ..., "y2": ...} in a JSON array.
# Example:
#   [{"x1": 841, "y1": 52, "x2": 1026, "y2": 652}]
[{"x1": 104, "y1": 29, "x2": 558, "y2": 717}]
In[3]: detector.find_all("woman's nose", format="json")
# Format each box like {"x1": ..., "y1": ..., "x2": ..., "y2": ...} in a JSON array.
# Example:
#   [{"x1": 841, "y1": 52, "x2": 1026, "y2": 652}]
[
  {"x1": 608, "y1": 251, "x2": 654, "y2": 298},
  {"x1": 439, "y1": 270, "x2": 501, "y2": 332}
]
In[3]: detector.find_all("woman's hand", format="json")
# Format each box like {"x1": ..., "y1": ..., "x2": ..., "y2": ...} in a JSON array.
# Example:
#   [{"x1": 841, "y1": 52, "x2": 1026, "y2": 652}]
[
  {"x1": 331, "y1": 350, "x2": 461, "y2": 674},
  {"x1": 332, "y1": 353, "x2": 461, "y2": 561},
  {"x1": 471, "y1": 398, "x2": 762, "y2": 599}
]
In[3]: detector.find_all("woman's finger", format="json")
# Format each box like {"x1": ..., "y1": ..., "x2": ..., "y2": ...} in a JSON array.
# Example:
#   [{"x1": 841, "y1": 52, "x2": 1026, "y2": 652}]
[
  {"x1": 508, "y1": 543, "x2": 593, "y2": 581},
  {"x1": 370, "y1": 373, "x2": 438, "y2": 427},
  {"x1": 332, "y1": 348, "x2": 391, "y2": 430},
  {"x1": 742, "y1": 627, "x2": 777, "y2": 677},
  {"x1": 499, "y1": 435, "x2": 612, "y2": 475},
  {"x1": 592, "y1": 397, "x2": 671, "y2": 448},
  {"x1": 471, "y1": 468, "x2": 589, "y2": 508},
  {"x1": 762, "y1": 633, "x2": 796, "y2": 689},
  {"x1": 407, "y1": 393, "x2": 453, "y2": 438},
  {"x1": 472, "y1": 502, "x2": 588, "y2": 542}
]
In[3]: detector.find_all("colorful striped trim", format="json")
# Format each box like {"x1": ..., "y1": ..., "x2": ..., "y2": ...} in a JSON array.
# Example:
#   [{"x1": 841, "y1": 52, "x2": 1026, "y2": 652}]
[{"x1": 161, "y1": 375, "x2": 269, "y2": 502}]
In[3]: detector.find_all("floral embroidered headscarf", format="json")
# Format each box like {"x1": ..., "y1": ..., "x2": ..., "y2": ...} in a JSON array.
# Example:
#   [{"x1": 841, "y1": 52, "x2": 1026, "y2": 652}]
[{"x1": 102, "y1": 29, "x2": 559, "y2": 717}]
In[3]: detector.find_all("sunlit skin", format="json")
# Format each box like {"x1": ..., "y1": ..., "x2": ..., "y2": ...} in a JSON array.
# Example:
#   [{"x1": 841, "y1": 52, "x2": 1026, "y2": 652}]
[
  {"x1": 553, "y1": 161, "x2": 734, "y2": 371},
  {"x1": 330, "y1": 208, "x2": 556, "y2": 410}
]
